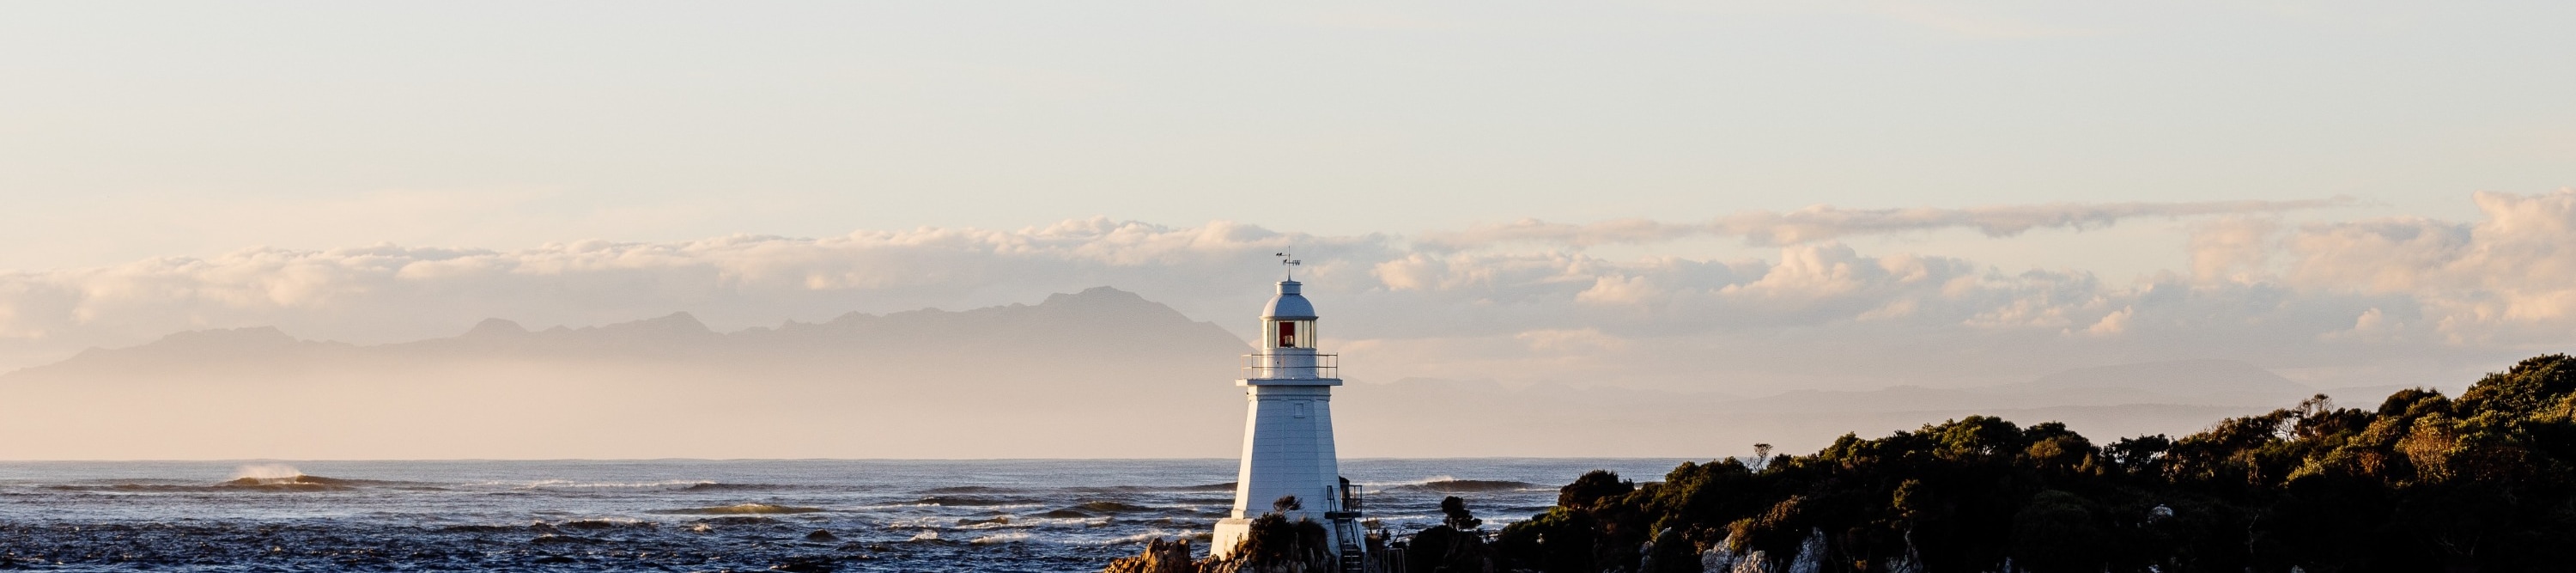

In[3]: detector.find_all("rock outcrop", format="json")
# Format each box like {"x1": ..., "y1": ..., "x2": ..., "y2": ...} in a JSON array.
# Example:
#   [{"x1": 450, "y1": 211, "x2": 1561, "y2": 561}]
[
  {"x1": 1101, "y1": 514, "x2": 1337, "y2": 573},
  {"x1": 1103, "y1": 538, "x2": 1200, "y2": 573}
]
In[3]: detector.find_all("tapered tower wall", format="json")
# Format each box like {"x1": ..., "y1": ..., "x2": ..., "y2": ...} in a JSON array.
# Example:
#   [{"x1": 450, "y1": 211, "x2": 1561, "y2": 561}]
[{"x1": 1230, "y1": 385, "x2": 1340, "y2": 515}]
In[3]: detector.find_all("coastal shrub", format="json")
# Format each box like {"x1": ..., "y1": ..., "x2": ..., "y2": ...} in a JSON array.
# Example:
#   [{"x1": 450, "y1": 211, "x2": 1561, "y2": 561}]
[
  {"x1": 1230, "y1": 513, "x2": 1331, "y2": 568},
  {"x1": 1440, "y1": 496, "x2": 1484, "y2": 531},
  {"x1": 1494, "y1": 353, "x2": 2576, "y2": 573},
  {"x1": 1404, "y1": 523, "x2": 1497, "y2": 573},
  {"x1": 1492, "y1": 507, "x2": 1599, "y2": 573}
]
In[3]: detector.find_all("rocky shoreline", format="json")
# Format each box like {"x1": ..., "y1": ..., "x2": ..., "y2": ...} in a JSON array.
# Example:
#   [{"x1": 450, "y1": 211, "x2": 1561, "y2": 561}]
[
  {"x1": 1114, "y1": 353, "x2": 2576, "y2": 572},
  {"x1": 1104, "y1": 497, "x2": 1500, "y2": 573}
]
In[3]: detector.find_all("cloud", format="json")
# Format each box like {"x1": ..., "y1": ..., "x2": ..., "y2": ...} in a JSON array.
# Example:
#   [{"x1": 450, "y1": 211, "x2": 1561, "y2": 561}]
[
  {"x1": 1516, "y1": 327, "x2": 1628, "y2": 355},
  {"x1": 0, "y1": 193, "x2": 2566, "y2": 393},
  {"x1": 2080, "y1": 306, "x2": 2134, "y2": 337},
  {"x1": 0, "y1": 218, "x2": 1376, "y2": 358},
  {"x1": 1415, "y1": 198, "x2": 2355, "y2": 249},
  {"x1": 2188, "y1": 217, "x2": 2278, "y2": 283},
  {"x1": 2271, "y1": 189, "x2": 2576, "y2": 344}
]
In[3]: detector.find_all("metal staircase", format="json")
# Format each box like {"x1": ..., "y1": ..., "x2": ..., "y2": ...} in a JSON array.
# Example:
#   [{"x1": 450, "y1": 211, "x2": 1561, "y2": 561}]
[{"x1": 1327, "y1": 478, "x2": 1368, "y2": 573}]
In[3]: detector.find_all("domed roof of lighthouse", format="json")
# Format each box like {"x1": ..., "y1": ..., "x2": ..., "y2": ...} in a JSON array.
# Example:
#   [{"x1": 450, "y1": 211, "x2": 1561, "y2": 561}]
[{"x1": 1262, "y1": 281, "x2": 1317, "y2": 320}]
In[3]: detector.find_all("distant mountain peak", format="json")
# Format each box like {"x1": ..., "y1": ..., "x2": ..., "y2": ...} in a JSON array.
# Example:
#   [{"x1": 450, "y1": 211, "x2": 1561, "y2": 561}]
[
  {"x1": 149, "y1": 326, "x2": 303, "y2": 348},
  {"x1": 463, "y1": 318, "x2": 528, "y2": 337},
  {"x1": 9, "y1": 287, "x2": 1242, "y2": 381},
  {"x1": 1042, "y1": 286, "x2": 1145, "y2": 306},
  {"x1": 599, "y1": 312, "x2": 714, "y2": 335},
  {"x1": 2020, "y1": 358, "x2": 2306, "y2": 394},
  {"x1": 7, "y1": 326, "x2": 343, "y2": 378}
]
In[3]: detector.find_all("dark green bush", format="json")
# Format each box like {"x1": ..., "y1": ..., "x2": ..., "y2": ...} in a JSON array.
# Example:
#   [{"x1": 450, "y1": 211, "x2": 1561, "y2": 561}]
[{"x1": 1498, "y1": 354, "x2": 2576, "y2": 573}]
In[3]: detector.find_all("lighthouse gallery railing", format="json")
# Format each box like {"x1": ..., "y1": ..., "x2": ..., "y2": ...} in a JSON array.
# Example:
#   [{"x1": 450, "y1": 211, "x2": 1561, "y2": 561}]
[{"x1": 1241, "y1": 353, "x2": 1339, "y2": 380}]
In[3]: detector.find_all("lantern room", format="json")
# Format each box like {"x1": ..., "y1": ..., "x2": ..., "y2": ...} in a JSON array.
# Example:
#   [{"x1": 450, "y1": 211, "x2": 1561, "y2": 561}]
[{"x1": 1261, "y1": 280, "x2": 1318, "y2": 350}]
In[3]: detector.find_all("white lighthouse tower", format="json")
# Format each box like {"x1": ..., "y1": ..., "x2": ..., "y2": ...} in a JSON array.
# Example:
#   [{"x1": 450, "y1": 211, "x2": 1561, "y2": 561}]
[{"x1": 1212, "y1": 256, "x2": 1362, "y2": 564}]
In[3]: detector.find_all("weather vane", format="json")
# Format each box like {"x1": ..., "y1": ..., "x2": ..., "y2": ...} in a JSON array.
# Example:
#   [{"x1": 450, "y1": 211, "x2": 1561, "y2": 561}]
[{"x1": 1275, "y1": 248, "x2": 1300, "y2": 280}]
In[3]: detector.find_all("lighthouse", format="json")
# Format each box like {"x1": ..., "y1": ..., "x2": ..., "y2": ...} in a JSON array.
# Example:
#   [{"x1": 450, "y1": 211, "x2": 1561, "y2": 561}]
[{"x1": 1212, "y1": 259, "x2": 1363, "y2": 565}]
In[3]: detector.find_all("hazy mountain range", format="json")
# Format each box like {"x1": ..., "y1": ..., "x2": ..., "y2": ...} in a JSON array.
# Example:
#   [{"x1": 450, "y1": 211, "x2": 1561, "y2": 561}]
[{"x1": 0, "y1": 287, "x2": 2374, "y2": 460}]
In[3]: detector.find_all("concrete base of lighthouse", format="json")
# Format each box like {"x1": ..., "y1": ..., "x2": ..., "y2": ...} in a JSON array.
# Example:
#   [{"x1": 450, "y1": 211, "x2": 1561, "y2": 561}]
[{"x1": 1211, "y1": 518, "x2": 1254, "y2": 556}]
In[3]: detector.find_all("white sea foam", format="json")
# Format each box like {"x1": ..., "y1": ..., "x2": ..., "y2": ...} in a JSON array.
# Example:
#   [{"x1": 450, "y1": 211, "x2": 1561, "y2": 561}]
[
  {"x1": 879, "y1": 516, "x2": 958, "y2": 529},
  {"x1": 471, "y1": 479, "x2": 718, "y2": 491},
  {"x1": 951, "y1": 518, "x2": 1022, "y2": 530},
  {"x1": 854, "y1": 502, "x2": 944, "y2": 509},
  {"x1": 1016, "y1": 515, "x2": 1103, "y2": 528},
  {"x1": 559, "y1": 517, "x2": 649, "y2": 527},
  {"x1": 969, "y1": 532, "x2": 1033, "y2": 545},
  {"x1": 1104, "y1": 528, "x2": 1210, "y2": 545}
]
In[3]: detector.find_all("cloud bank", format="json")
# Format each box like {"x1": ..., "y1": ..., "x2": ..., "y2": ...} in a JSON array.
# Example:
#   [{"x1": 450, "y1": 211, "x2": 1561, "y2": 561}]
[
  {"x1": 0, "y1": 192, "x2": 2568, "y2": 392},
  {"x1": 1415, "y1": 198, "x2": 2358, "y2": 249}
]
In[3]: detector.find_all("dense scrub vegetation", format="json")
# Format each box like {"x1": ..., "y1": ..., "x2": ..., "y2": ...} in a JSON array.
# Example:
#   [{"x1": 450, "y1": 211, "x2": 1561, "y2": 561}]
[{"x1": 1497, "y1": 354, "x2": 2576, "y2": 573}]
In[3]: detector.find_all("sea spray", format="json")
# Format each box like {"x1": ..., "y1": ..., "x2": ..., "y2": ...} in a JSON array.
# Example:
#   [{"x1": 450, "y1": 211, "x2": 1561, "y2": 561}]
[
  {"x1": 216, "y1": 464, "x2": 356, "y2": 491},
  {"x1": 650, "y1": 503, "x2": 823, "y2": 515},
  {"x1": 229, "y1": 464, "x2": 303, "y2": 483}
]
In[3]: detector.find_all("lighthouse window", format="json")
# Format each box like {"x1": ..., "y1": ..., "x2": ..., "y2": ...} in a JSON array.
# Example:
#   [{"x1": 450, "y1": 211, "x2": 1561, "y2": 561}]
[{"x1": 1268, "y1": 320, "x2": 1315, "y2": 349}]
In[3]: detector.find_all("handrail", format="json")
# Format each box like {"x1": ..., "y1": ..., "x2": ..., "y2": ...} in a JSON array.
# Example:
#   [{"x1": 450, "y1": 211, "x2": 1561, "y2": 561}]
[{"x1": 1241, "y1": 352, "x2": 1340, "y2": 380}]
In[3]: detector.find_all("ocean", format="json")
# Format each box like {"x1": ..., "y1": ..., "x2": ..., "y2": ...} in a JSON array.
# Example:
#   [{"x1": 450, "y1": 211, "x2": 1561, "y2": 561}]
[{"x1": 0, "y1": 458, "x2": 1691, "y2": 572}]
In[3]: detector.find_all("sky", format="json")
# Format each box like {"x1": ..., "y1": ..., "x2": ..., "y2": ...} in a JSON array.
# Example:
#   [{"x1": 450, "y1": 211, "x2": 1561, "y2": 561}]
[{"x1": 2, "y1": 2, "x2": 2573, "y2": 394}]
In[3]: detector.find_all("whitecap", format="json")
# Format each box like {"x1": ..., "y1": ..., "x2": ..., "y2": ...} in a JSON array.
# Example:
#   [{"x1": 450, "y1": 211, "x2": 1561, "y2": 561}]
[
  {"x1": 1103, "y1": 528, "x2": 1212, "y2": 545},
  {"x1": 969, "y1": 532, "x2": 1033, "y2": 545},
  {"x1": 468, "y1": 479, "x2": 720, "y2": 492}
]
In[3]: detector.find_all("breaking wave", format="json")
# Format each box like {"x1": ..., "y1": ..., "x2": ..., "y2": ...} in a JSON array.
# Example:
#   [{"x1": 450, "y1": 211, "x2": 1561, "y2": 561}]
[
  {"x1": 477, "y1": 479, "x2": 783, "y2": 492},
  {"x1": 1068, "y1": 483, "x2": 1237, "y2": 493},
  {"x1": 908, "y1": 495, "x2": 1041, "y2": 507},
  {"x1": 649, "y1": 503, "x2": 824, "y2": 515},
  {"x1": 920, "y1": 485, "x2": 1018, "y2": 494},
  {"x1": 1105, "y1": 529, "x2": 1216, "y2": 545},
  {"x1": 1066, "y1": 501, "x2": 1153, "y2": 514},
  {"x1": 1376, "y1": 478, "x2": 1545, "y2": 493},
  {"x1": 969, "y1": 532, "x2": 1034, "y2": 545}
]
